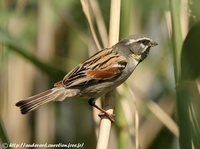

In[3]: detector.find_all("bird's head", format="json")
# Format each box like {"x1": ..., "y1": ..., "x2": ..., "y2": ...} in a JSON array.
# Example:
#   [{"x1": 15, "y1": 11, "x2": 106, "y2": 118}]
[{"x1": 114, "y1": 35, "x2": 158, "y2": 62}]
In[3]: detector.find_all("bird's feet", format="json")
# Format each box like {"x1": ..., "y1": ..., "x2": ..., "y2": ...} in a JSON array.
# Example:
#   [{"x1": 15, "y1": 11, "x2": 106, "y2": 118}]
[
  {"x1": 98, "y1": 112, "x2": 115, "y2": 123},
  {"x1": 88, "y1": 98, "x2": 115, "y2": 123}
]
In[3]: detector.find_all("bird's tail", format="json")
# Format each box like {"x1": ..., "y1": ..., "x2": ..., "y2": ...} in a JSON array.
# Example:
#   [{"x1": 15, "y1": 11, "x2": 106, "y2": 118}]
[{"x1": 16, "y1": 87, "x2": 78, "y2": 114}]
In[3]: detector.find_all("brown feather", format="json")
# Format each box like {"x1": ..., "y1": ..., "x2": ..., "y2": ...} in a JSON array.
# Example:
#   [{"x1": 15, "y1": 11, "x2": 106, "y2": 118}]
[{"x1": 86, "y1": 68, "x2": 120, "y2": 79}]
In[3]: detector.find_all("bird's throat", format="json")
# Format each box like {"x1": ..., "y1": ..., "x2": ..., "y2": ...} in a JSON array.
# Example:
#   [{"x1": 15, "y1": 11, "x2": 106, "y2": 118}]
[{"x1": 131, "y1": 53, "x2": 141, "y2": 62}]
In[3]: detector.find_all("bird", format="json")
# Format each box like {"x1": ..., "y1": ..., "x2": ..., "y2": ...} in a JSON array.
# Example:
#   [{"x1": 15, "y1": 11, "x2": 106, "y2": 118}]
[{"x1": 16, "y1": 35, "x2": 158, "y2": 122}]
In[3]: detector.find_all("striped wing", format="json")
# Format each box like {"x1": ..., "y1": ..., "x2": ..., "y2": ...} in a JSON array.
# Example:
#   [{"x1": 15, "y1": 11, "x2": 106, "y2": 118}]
[{"x1": 55, "y1": 48, "x2": 127, "y2": 88}]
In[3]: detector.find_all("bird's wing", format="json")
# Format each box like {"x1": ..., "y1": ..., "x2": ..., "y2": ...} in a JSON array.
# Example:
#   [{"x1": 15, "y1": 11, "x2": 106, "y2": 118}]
[{"x1": 54, "y1": 48, "x2": 127, "y2": 88}]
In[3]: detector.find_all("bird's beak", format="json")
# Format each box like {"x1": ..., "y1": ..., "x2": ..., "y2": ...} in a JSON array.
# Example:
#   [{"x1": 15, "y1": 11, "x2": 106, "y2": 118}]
[{"x1": 149, "y1": 40, "x2": 158, "y2": 47}]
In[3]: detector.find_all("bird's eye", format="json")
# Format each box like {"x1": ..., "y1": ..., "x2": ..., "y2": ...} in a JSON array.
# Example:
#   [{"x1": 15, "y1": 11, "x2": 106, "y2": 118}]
[{"x1": 140, "y1": 40, "x2": 149, "y2": 45}]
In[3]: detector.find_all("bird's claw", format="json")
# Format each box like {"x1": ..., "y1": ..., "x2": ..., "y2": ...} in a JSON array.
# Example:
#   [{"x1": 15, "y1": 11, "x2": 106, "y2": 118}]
[{"x1": 98, "y1": 112, "x2": 115, "y2": 123}]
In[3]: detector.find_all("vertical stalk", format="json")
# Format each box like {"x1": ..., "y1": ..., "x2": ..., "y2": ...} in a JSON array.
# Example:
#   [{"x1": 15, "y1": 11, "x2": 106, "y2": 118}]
[
  {"x1": 96, "y1": 0, "x2": 121, "y2": 148},
  {"x1": 169, "y1": 0, "x2": 193, "y2": 149},
  {"x1": 169, "y1": 0, "x2": 182, "y2": 83}
]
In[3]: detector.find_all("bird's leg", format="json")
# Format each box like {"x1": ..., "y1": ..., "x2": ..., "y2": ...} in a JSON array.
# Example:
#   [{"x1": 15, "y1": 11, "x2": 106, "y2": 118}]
[{"x1": 88, "y1": 98, "x2": 115, "y2": 122}]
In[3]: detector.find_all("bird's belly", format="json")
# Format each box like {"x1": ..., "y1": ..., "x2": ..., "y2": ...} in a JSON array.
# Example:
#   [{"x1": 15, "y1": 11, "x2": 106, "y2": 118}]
[{"x1": 80, "y1": 82, "x2": 115, "y2": 98}]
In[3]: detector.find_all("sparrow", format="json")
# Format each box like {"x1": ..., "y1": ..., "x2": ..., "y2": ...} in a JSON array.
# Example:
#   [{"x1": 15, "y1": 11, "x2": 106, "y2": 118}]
[{"x1": 16, "y1": 35, "x2": 158, "y2": 122}]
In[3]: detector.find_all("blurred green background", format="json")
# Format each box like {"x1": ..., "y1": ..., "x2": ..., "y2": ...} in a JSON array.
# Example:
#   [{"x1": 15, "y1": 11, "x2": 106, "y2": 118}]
[{"x1": 0, "y1": 0, "x2": 200, "y2": 149}]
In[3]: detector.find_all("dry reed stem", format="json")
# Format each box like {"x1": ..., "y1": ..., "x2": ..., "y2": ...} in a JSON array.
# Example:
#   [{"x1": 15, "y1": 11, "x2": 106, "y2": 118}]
[
  {"x1": 81, "y1": 0, "x2": 102, "y2": 51},
  {"x1": 134, "y1": 109, "x2": 139, "y2": 149},
  {"x1": 96, "y1": 0, "x2": 121, "y2": 149},
  {"x1": 90, "y1": 0, "x2": 108, "y2": 47},
  {"x1": 180, "y1": 0, "x2": 188, "y2": 39}
]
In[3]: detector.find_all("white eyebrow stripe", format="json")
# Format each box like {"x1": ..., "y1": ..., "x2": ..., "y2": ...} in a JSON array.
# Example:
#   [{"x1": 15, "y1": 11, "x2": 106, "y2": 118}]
[
  {"x1": 125, "y1": 37, "x2": 151, "y2": 45},
  {"x1": 125, "y1": 39, "x2": 136, "y2": 45}
]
